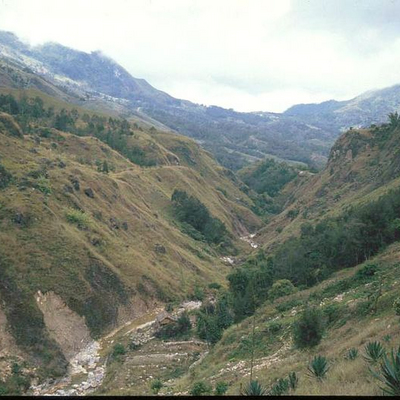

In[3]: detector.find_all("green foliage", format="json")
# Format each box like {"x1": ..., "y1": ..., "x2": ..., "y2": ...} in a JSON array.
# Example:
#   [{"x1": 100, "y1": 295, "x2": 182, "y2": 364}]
[
  {"x1": 0, "y1": 163, "x2": 12, "y2": 189},
  {"x1": 292, "y1": 307, "x2": 325, "y2": 348},
  {"x1": 268, "y1": 279, "x2": 296, "y2": 301},
  {"x1": 111, "y1": 343, "x2": 126, "y2": 359},
  {"x1": 242, "y1": 380, "x2": 267, "y2": 396},
  {"x1": 373, "y1": 346, "x2": 400, "y2": 396},
  {"x1": 269, "y1": 378, "x2": 290, "y2": 395},
  {"x1": 275, "y1": 298, "x2": 303, "y2": 313},
  {"x1": 227, "y1": 253, "x2": 273, "y2": 321},
  {"x1": 393, "y1": 297, "x2": 400, "y2": 316},
  {"x1": 65, "y1": 208, "x2": 93, "y2": 229},
  {"x1": 171, "y1": 189, "x2": 229, "y2": 245},
  {"x1": 288, "y1": 371, "x2": 299, "y2": 390},
  {"x1": 196, "y1": 293, "x2": 233, "y2": 345},
  {"x1": 265, "y1": 187, "x2": 400, "y2": 287},
  {"x1": 155, "y1": 311, "x2": 192, "y2": 340},
  {"x1": 189, "y1": 381, "x2": 212, "y2": 396},
  {"x1": 214, "y1": 381, "x2": 229, "y2": 396},
  {"x1": 239, "y1": 158, "x2": 297, "y2": 197},
  {"x1": 267, "y1": 321, "x2": 283, "y2": 334},
  {"x1": 355, "y1": 263, "x2": 379, "y2": 282},
  {"x1": 346, "y1": 348, "x2": 359, "y2": 360},
  {"x1": 322, "y1": 302, "x2": 348, "y2": 327},
  {"x1": 364, "y1": 341, "x2": 386, "y2": 364},
  {"x1": 36, "y1": 175, "x2": 52, "y2": 195},
  {"x1": 307, "y1": 355, "x2": 330, "y2": 380},
  {"x1": 150, "y1": 379, "x2": 163, "y2": 394}
]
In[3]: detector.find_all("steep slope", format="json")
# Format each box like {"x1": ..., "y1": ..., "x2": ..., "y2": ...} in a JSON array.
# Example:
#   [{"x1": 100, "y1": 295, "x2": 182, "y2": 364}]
[
  {"x1": 0, "y1": 89, "x2": 261, "y2": 390},
  {"x1": 256, "y1": 118, "x2": 400, "y2": 248}
]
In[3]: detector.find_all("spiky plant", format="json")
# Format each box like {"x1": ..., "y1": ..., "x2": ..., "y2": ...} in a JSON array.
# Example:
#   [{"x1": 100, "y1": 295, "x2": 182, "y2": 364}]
[
  {"x1": 288, "y1": 371, "x2": 299, "y2": 390},
  {"x1": 346, "y1": 348, "x2": 358, "y2": 360},
  {"x1": 307, "y1": 355, "x2": 329, "y2": 380},
  {"x1": 364, "y1": 341, "x2": 386, "y2": 364},
  {"x1": 242, "y1": 380, "x2": 267, "y2": 396},
  {"x1": 372, "y1": 346, "x2": 400, "y2": 396},
  {"x1": 269, "y1": 378, "x2": 289, "y2": 396}
]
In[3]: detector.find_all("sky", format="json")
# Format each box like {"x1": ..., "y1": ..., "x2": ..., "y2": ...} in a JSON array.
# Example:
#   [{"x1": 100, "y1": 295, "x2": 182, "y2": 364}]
[{"x1": 1, "y1": 0, "x2": 400, "y2": 112}]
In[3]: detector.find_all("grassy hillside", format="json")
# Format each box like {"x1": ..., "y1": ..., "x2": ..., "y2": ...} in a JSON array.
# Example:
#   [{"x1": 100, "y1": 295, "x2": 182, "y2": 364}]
[
  {"x1": 0, "y1": 91, "x2": 261, "y2": 390},
  {"x1": 157, "y1": 244, "x2": 400, "y2": 396}
]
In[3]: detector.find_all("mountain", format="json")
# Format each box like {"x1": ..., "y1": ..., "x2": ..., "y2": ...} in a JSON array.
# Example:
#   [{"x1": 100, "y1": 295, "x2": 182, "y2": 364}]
[{"x1": 0, "y1": 31, "x2": 339, "y2": 170}]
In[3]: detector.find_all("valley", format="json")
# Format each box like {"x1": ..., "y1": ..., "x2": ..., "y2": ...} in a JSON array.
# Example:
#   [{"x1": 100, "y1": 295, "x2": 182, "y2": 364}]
[{"x1": 0, "y1": 29, "x2": 400, "y2": 397}]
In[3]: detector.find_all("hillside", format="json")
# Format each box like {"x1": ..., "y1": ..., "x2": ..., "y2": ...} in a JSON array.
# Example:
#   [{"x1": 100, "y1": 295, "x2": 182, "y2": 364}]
[
  {"x1": 0, "y1": 31, "x2": 340, "y2": 170},
  {"x1": 86, "y1": 118, "x2": 400, "y2": 397},
  {"x1": 0, "y1": 88, "x2": 262, "y2": 392}
]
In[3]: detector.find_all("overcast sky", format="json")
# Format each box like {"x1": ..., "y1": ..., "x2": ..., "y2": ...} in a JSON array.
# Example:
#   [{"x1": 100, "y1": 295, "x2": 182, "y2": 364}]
[{"x1": 1, "y1": 0, "x2": 400, "y2": 112}]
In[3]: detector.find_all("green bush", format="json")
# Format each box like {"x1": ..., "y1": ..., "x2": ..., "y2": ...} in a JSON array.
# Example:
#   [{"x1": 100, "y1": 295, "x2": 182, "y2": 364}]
[
  {"x1": 111, "y1": 343, "x2": 126, "y2": 359},
  {"x1": 346, "y1": 348, "x2": 359, "y2": 360},
  {"x1": 189, "y1": 381, "x2": 212, "y2": 396},
  {"x1": 288, "y1": 371, "x2": 299, "y2": 390},
  {"x1": 393, "y1": 298, "x2": 400, "y2": 316},
  {"x1": 242, "y1": 380, "x2": 267, "y2": 396},
  {"x1": 292, "y1": 307, "x2": 325, "y2": 348},
  {"x1": 0, "y1": 164, "x2": 12, "y2": 189},
  {"x1": 364, "y1": 341, "x2": 386, "y2": 364},
  {"x1": 355, "y1": 263, "x2": 379, "y2": 282},
  {"x1": 275, "y1": 298, "x2": 303, "y2": 313},
  {"x1": 267, "y1": 321, "x2": 283, "y2": 334},
  {"x1": 268, "y1": 279, "x2": 296, "y2": 301},
  {"x1": 215, "y1": 381, "x2": 228, "y2": 395},
  {"x1": 36, "y1": 175, "x2": 52, "y2": 195},
  {"x1": 269, "y1": 378, "x2": 289, "y2": 395},
  {"x1": 65, "y1": 208, "x2": 93, "y2": 229},
  {"x1": 150, "y1": 379, "x2": 163, "y2": 394},
  {"x1": 373, "y1": 346, "x2": 400, "y2": 396},
  {"x1": 307, "y1": 355, "x2": 329, "y2": 380},
  {"x1": 322, "y1": 302, "x2": 347, "y2": 327}
]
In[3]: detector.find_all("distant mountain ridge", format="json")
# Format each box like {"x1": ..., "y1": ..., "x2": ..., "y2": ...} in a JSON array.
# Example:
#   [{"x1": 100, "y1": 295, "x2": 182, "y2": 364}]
[{"x1": 1, "y1": 30, "x2": 400, "y2": 170}]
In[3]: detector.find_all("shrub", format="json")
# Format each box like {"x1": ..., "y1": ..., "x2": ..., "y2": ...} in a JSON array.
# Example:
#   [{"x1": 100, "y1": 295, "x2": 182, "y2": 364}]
[
  {"x1": 292, "y1": 307, "x2": 325, "y2": 348},
  {"x1": 393, "y1": 298, "x2": 400, "y2": 316},
  {"x1": 355, "y1": 263, "x2": 378, "y2": 282},
  {"x1": 0, "y1": 164, "x2": 12, "y2": 189},
  {"x1": 242, "y1": 380, "x2": 267, "y2": 396},
  {"x1": 269, "y1": 378, "x2": 289, "y2": 395},
  {"x1": 268, "y1": 279, "x2": 296, "y2": 301},
  {"x1": 267, "y1": 321, "x2": 283, "y2": 334},
  {"x1": 288, "y1": 371, "x2": 299, "y2": 390},
  {"x1": 364, "y1": 341, "x2": 386, "y2": 364},
  {"x1": 150, "y1": 379, "x2": 163, "y2": 394},
  {"x1": 36, "y1": 175, "x2": 52, "y2": 194},
  {"x1": 189, "y1": 381, "x2": 212, "y2": 396},
  {"x1": 346, "y1": 348, "x2": 359, "y2": 360},
  {"x1": 111, "y1": 343, "x2": 126, "y2": 359},
  {"x1": 65, "y1": 208, "x2": 93, "y2": 229},
  {"x1": 373, "y1": 346, "x2": 400, "y2": 396},
  {"x1": 322, "y1": 302, "x2": 347, "y2": 327},
  {"x1": 307, "y1": 355, "x2": 329, "y2": 380},
  {"x1": 215, "y1": 381, "x2": 228, "y2": 396}
]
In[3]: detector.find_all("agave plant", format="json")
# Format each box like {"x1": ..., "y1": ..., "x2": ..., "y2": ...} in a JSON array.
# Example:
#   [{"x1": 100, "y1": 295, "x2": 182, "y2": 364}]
[
  {"x1": 307, "y1": 355, "x2": 330, "y2": 380},
  {"x1": 364, "y1": 341, "x2": 386, "y2": 364},
  {"x1": 346, "y1": 348, "x2": 359, "y2": 360},
  {"x1": 288, "y1": 371, "x2": 299, "y2": 390},
  {"x1": 242, "y1": 380, "x2": 267, "y2": 396},
  {"x1": 372, "y1": 346, "x2": 400, "y2": 396},
  {"x1": 269, "y1": 378, "x2": 289, "y2": 396}
]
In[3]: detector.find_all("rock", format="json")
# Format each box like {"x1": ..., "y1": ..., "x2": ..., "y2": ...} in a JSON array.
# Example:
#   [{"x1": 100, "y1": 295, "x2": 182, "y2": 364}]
[{"x1": 84, "y1": 188, "x2": 95, "y2": 198}]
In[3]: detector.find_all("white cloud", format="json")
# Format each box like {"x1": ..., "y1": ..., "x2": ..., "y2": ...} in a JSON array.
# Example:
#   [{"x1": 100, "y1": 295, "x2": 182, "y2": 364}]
[{"x1": 0, "y1": 0, "x2": 400, "y2": 112}]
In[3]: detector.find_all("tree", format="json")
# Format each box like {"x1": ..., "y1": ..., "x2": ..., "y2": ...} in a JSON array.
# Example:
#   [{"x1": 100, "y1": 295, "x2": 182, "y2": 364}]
[{"x1": 292, "y1": 307, "x2": 325, "y2": 348}]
